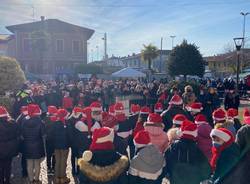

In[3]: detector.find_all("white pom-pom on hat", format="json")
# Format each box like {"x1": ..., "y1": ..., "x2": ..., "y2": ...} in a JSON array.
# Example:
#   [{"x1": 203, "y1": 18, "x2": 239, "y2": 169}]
[{"x1": 82, "y1": 150, "x2": 93, "y2": 162}]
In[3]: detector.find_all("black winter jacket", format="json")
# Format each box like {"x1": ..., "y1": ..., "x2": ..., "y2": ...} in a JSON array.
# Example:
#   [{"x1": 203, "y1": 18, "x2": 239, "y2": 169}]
[
  {"x1": 21, "y1": 116, "x2": 45, "y2": 159},
  {"x1": 0, "y1": 119, "x2": 20, "y2": 159}
]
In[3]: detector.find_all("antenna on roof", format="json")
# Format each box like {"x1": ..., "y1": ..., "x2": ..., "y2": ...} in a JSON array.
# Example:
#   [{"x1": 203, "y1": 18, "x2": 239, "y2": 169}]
[{"x1": 31, "y1": 5, "x2": 35, "y2": 22}]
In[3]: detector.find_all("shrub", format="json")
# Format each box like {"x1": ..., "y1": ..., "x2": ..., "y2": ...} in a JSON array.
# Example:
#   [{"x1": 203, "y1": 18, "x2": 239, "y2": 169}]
[
  {"x1": 0, "y1": 56, "x2": 26, "y2": 95},
  {"x1": 0, "y1": 96, "x2": 14, "y2": 114}
]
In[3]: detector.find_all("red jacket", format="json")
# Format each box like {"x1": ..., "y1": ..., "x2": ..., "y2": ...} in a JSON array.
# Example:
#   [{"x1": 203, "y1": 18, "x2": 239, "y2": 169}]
[{"x1": 62, "y1": 97, "x2": 73, "y2": 109}]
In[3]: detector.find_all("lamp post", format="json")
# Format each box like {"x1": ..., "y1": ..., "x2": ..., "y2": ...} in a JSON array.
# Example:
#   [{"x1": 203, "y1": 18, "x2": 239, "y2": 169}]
[
  {"x1": 240, "y1": 12, "x2": 249, "y2": 71},
  {"x1": 170, "y1": 35, "x2": 176, "y2": 49},
  {"x1": 233, "y1": 37, "x2": 244, "y2": 91}
]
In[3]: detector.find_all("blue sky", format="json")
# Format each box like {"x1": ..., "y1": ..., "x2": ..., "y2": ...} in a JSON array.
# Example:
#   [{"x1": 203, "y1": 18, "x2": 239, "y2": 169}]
[{"x1": 0, "y1": 0, "x2": 250, "y2": 61}]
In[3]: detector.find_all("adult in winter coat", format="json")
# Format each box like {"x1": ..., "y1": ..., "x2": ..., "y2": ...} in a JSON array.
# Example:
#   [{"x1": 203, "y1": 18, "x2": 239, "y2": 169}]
[
  {"x1": 203, "y1": 87, "x2": 220, "y2": 125},
  {"x1": 0, "y1": 107, "x2": 20, "y2": 184},
  {"x1": 182, "y1": 85, "x2": 196, "y2": 107},
  {"x1": 143, "y1": 113, "x2": 169, "y2": 153},
  {"x1": 210, "y1": 128, "x2": 240, "y2": 183},
  {"x1": 128, "y1": 130, "x2": 165, "y2": 184},
  {"x1": 51, "y1": 108, "x2": 71, "y2": 184},
  {"x1": 21, "y1": 104, "x2": 45, "y2": 184},
  {"x1": 78, "y1": 127, "x2": 129, "y2": 184},
  {"x1": 165, "y1": 120, "x2": 211, "y2": 184},
  {"x1": 194, "y1": 114, "x2": 212, "y2": 161},
  {"x1": 161, "y1": 95, "x2": 191, "y2": 131},
  {"x1": 224, "y1": 90, "x2": 240, "y2": 111}
]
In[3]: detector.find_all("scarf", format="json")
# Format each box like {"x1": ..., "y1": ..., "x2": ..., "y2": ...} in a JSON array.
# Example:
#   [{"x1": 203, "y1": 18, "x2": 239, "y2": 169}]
[{"x1": 210, "y1": 137, "x2": 234, "y2": 172}]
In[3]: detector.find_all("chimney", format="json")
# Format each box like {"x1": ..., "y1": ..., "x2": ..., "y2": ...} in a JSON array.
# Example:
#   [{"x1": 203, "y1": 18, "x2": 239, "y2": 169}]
[{"x1": 40, "y1": 16, "x2": 45, "y2": 21}]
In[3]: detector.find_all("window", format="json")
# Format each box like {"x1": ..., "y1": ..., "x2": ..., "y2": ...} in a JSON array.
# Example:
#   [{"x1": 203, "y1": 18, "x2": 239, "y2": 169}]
[
  {"x1": 72, "y1": 40, "x2": 80, "y2": 53},
  {"x1": 56, "y1": 39, "x2": 64, "y2": 52},
  {"x1": 134, "y1": 60, "x2": 137, "y2": 66},
  {"x1": 23, "y1": 39, "x2": 32, "y2": 51}
]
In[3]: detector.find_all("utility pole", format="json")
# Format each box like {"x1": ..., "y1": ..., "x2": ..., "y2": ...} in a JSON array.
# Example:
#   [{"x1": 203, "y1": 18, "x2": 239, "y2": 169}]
[
  {"x1": 240, "y1": 12, "x2": 249, "y2": 71},
  {"x1": 159, "y1": 37, "x2": 163, "y2": 73},
  {"x1": 170, "y1": 35, "x2": 176, "y2": 49},
  {"x1": 102, "y1": 33, "x2": 108, "y2": 60}
]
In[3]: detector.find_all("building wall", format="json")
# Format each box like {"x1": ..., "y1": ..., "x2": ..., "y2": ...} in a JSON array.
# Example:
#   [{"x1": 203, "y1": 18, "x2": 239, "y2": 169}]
[{"x1": 9, "y1": 31, "x2": 89, "y2": 74}]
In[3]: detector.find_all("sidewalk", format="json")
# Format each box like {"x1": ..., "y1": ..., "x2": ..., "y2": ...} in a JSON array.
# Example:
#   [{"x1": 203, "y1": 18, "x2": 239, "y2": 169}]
[{"x1": 11, "y1": 152, "x2": 77, "y2": 184}]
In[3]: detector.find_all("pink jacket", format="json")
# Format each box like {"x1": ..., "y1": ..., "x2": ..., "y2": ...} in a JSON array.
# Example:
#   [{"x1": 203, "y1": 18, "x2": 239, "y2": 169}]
[
  {"x1": 144, "y1": 126, "x2": 169, "y2": 153},
  {"x1": 196, "y1": 123, "x2": 212, "y2": 161}
]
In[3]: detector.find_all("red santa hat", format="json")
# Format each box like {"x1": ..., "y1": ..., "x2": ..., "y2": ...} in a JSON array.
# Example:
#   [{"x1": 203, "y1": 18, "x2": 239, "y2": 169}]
[
  {"x1": 57, "y1": 108, "x2": 69, "y2": 122},
  {"x1": 133, "y1": 130, "x2": 151, "y2": 148},
  {"x1": 243, "y1": 108, "x2": 250, "y2": 125},
  {"x1": 178, "y1": 120, "x2": 198, "y2": 140},
  {"x1": 227, "y1": 108, "x2": 238, "y2": 119},
  {"x1": 130, "y1": 104, "x2": 141, "y2": 114},
  {"x1": 108, "y1": 104, "x2": 115, "y2": 116},
  {"x1": 90, "y1": 127, "x2": 114, "y2": 151},
  {"x1": 210, "y1": 128, "x2": 234, "y2": 143},
  {"x1": 20, "y1": 106, "x2": 28, "y2": 115},
  {"x1": 186, "y1": 102, "x2": 203, "y2": 113},
  {"x1": 195, "y1": 114, "x2": 208, "y2": 125},
  {"x1": 82, "y1": 127, "x2": 115, "y2": 162},
  {"x1": 169, "y1": 95, "x2": 183, "y2": 105},
  {"x1": 140, "y1": 106, "x2": 151, "y2": 115},
  {"x1": 114, "y1": 102, "x2": 125, "y2": 114},
  {"x1": 27, "y1": 104, "x2": 41, "y2": 117},
  {"x1": 47, "y1": 106, "x2": 58, "y2": 115},
  {"x1": 173, "y1": 114, "x2": 186, "y2": 125},
  {"x1": 144, "y1": 113, "x2": 164, "y2": 128},
  {"x1": 101, "y1": 112, "x2": 118, "y2": 128},
  {"x1": 154, "y1": 102, "x2": 163, "y2": 113},
  {"x1": 212, "y1": 108, "x2": 226, "y2": 123},
  {"x1": 73, "y1": 106, "x2": 82, "y2": 114},
  {"x1": 90, "y1": 101, "x2": 102, "y2": 112},
  {"x1": 0, "y1": 106, "x2": 9, "y2": 118}
]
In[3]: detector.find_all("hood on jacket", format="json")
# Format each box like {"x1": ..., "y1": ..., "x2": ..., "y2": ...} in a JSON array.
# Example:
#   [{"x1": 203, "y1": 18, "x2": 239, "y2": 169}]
[
  {"x1": 129, "y1": 144, "x2": 165, "y2": 180},
  {"x1": 78, "y1": 155, "x2": 128, "y2": 183}
]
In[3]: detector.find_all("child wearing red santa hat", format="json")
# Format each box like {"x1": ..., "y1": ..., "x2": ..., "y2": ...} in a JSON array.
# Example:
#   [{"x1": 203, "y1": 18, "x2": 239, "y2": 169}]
[
  {"x1": 128, "y1": 130, "x2": 165, "y2": 184},
  {"x1": 165, "y1": 120, "x2": 210, "y2": 184},
  {"x1": 210, "y1": 128, "x2": 240, "y2": 182},
  {"x1": 143, "y1": 113, "x2": 169, "y2": 153},
  {"x1": 78, "y1": 127, "x2": 129, "y2": 184}
]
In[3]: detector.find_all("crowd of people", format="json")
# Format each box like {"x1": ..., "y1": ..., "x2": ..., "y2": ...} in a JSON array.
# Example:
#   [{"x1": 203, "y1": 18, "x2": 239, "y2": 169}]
[{"x1": 0, "y1": 77, "x2": 250, "y2": 184}]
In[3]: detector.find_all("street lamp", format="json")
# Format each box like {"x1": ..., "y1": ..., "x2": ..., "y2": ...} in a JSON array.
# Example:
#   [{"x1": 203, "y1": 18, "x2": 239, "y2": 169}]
[
  {"x1": 240, "y1": 12, "x2": 249, "y2": 48},
  {"x1": 240, "y1": 12, "x2": 249, "y2": 71},
  {"x1": 170, "y1": 35, "x2": 176, "y2": 49},
  {"x1": 233, "y1": 37, "x2": 244, "y2": 91}
]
